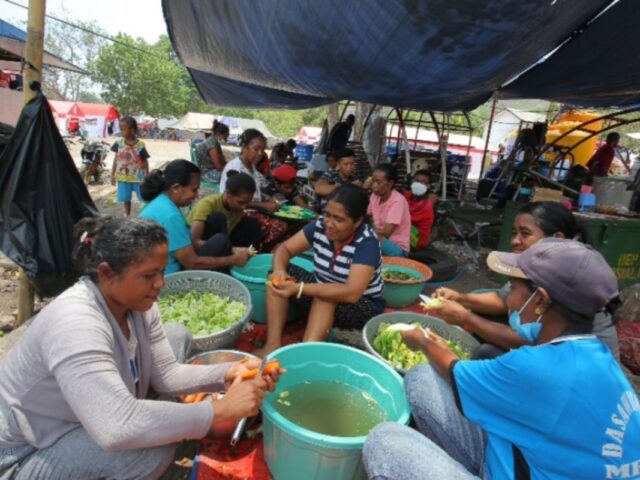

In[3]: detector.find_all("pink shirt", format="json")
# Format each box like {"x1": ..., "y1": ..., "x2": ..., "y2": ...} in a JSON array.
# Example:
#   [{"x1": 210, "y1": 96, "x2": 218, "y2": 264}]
[{"x1": 368, "y1": 190, "x2": 411, "y2": 252}]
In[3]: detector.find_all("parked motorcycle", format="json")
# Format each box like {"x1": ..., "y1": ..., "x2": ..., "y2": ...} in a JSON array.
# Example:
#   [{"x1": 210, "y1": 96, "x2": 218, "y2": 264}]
[{"x1": 79, "y1": 141, "x2": 110, "y2": 184}]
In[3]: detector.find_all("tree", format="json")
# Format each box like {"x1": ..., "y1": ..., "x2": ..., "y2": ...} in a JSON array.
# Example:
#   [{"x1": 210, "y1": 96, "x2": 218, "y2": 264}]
[
  {"x1": 92, "y1": 34, "x2": 192, "y2": 117},
  {"x1": 40, "y1": 14, "x2": 106, "y2": 101}
]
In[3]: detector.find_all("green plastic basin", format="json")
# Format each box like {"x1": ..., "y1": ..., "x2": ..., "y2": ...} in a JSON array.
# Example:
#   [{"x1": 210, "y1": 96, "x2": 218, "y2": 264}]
[
  {"x1": 262, "y1": 343, "x2": 410, "y2": 480},
  {"x1": 382, "y1": 265, "x2": 425, "y2": 308},
  {"x1": 230, "y1": 254, "x2": 314, "y2": 323}
]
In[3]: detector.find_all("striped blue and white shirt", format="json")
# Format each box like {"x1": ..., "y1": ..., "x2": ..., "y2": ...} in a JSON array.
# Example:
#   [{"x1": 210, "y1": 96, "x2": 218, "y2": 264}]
[{"x1": 303, "y1": 218, "x2": 385, "y2": 311}]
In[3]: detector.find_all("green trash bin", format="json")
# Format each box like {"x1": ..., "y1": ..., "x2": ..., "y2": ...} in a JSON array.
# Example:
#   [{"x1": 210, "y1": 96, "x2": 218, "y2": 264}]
[{"x1": 574, "y1": 212, "x2": 640, "y2": 289}]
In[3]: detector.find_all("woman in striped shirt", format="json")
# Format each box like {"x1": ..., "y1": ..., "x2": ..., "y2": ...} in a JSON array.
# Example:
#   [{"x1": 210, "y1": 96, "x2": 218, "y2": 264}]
[{"x1": 254, "y1": 185, "x2": 384, "y2": 357}]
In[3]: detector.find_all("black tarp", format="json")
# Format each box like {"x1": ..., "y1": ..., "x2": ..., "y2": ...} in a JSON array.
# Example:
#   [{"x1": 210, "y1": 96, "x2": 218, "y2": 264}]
[
  {"x1": 163, "y1": 0, "x2": 630, "y2": 111},
  {"x1": 0, "y1": 93, "x2": 97, "y2": 293},
  {"x1": 502, "y1": 0, "x2": 640, "y2": 107}
]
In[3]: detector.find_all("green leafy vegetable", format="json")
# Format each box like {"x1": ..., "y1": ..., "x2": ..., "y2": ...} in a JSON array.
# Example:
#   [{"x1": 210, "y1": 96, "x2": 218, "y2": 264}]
[
  {"x1": 382, "y1": 269, "x2": 420, "y2": 281},
  {"x1": 372, "y1": 322, "x2": 470, "y2": 370},
  {"x1": 157, "y1": 291, "x2": 247, "y2": 337}
]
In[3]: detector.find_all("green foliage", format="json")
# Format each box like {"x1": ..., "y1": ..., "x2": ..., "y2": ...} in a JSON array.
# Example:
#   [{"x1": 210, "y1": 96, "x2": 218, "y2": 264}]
[
  {"x1": 41, "y1": 15, "x2": 107, "y2": 101},
  {"x1": 92, "y1": 34, "x2": 192, "y2": 117},
  {"x1": 92, "y1": 34, "x2": 326, "y2": 136}
]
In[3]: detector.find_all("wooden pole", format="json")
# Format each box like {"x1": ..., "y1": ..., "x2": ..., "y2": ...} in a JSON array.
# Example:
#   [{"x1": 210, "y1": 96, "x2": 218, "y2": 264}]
[
  {"x1": 17, "y1": 0, "x2": 47, "y2": 324},
  {"x1": 479, "y1": 96, "x2": 497, "y2": 179}
]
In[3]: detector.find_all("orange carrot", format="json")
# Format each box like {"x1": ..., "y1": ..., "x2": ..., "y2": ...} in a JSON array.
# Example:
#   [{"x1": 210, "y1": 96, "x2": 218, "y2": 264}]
[
  {"x1": 192, "y1": 392, "x2": 207, "y2": 403},
  {"x1": 270, "y1": 277, "x2": 294, "y2": 287},
  {"x1": 240, "y1": 359, "x2": 281, "y2": 380}
]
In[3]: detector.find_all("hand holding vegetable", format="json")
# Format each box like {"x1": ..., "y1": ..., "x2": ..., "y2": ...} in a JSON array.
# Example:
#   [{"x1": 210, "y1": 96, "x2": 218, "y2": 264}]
[
  {"x1": 225, "y1": 358, "x2": 283, "y2": 387},
  {"x1": 231, "y1": 247, "x2": 251, "y2": 266},
  {"x1": 422, "y1": 328, "x2": 452, "y2": 350},
  {"x1": 400, "y1": 327, "x2": 428, "y2": 351},
  {"x1": 269, "y1": 281, "x2": 300, "y2": 299},
  {"x1": 428, "y1": 298, "x2": 471, "y2": 327},
  {"x1": 263, "y1": 199, "x2": 280, "y2": 213},
  {"x1": 434, "y1": 287, "x2": 461, "y2": 302},
  {"x1": 211, "y1": 376, "x2": 268, "y2": 426}
]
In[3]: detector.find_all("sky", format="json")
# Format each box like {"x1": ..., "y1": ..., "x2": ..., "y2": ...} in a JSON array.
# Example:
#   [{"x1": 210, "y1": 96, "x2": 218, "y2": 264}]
[{"x1": 1, "y1": 0, "x2": 168, "y2": 43}]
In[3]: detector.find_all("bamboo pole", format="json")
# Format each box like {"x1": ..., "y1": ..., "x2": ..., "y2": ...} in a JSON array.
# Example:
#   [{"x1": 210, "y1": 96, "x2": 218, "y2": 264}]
[{"x1": 17, "y1": 0, "x2": 47, "y2": 325}]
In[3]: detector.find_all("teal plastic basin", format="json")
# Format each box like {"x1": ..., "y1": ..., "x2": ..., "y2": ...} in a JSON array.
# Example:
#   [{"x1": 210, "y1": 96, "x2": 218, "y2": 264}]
[
  {"x1": 382, "y1": 265, "x2": 425, "y2": 308},
  {"x1": 262, "y1": 343, "x2": 410, "y2": 480},
  {"x1": 230, "y1": 254, "x2": 314, "y2": 323}
]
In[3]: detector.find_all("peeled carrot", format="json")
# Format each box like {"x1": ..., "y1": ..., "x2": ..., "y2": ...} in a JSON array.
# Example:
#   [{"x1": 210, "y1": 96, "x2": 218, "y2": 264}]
[
  {"x1": 183, "y1": 394, "x2": 196, "y2": 403},
  {"x1": 240, "y1": 359, "x2": 281, "y2": 380},
  {"x1": 192, "y1": 392, "x2": 207, "y2": 403},
  {"x1": 266, "y1": 277, "x2": 294, "y2": 287}
]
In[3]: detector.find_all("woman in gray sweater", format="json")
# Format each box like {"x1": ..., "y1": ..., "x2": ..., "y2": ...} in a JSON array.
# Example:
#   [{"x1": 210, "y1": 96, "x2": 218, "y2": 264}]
[{"x1": 0, "y1": 216, "x2": 278, "y2": 479}]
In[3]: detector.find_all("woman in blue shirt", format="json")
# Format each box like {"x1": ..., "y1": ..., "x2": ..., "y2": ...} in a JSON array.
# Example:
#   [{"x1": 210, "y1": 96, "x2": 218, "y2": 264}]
[
  {"x1": 254, "y1": 185, "x2": 384, "y2": 357},
  {"x1": 140, "y1": 159, "x2": 250, "y2": 274},
  {"x1": 363, "y1": 239, "x2": 638, "y2": 480}
]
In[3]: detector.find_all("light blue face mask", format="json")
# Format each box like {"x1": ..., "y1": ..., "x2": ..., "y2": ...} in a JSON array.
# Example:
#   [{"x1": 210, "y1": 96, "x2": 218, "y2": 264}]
[{"x1": 509, "y1": 290, "x2": 543, "y2": 343}]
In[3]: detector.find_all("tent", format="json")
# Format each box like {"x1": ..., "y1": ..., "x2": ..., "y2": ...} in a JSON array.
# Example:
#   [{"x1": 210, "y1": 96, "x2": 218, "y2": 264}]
[
  {"x1": 162, "y1": 0, "x2": 640, "y2": 110},
  {"x1": 48, "y1": 100, "x2": 74, "y2": 134},
  {"x1": 296, "y1": 126, "x2": 322, "y2": 145},
  {"x1": 171, "y1": 112, "x2": 275, "y2": 140},
  {"x1": 218, "y1": 116, "x2": 275, "y2": 140},
  {"x1": 133, "y1": 115, "x2": 157, "y2": 130},
  {"x1": 170, "y1": 112, "x2": 216, "y2": 131},
  {"x1": 67, "y1": 102, "x2": 121, "y2": 137},
  {"x1": 387, "y1": 124, "x2": 488, "y2": 179}
]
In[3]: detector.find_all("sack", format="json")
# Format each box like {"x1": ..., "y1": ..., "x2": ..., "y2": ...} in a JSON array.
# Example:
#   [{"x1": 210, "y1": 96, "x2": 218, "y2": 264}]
[{"x1": 0, "y1": 93, "x2": 98, "y2": 295}]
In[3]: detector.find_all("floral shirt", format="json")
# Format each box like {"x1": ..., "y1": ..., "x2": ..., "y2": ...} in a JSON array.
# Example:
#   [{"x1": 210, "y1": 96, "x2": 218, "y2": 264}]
[{"x1": 111, "y1": 138, "x2": 150, "y2": 183}]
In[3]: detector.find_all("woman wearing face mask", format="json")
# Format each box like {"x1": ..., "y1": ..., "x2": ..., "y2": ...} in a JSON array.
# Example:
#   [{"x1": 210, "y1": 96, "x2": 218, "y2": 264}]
[
  {"x1": 140, "y1": 160, "x2": 250, "y2": 273},
  {"x1": 404, "y1": 170, "x2": 436, "y2": 250},
  {"x1": 432, "y1": 201, "x2": 620, "y2": 359},
  {"x1": 254, "y1": 185, "x2": 385, "y2": 357},
  {"x1": 363, "y1": 239, "x2": 638, "y2": 480}
]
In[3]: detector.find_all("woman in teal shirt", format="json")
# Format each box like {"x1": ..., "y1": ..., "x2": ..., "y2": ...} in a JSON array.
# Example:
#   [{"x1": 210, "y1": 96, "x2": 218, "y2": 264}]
[{"x1": 140, "y1": 159, "x2": 250, "y2": 273}]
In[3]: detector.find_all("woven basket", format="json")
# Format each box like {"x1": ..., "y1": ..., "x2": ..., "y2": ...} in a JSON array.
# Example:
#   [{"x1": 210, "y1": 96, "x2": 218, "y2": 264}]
[
  {"x1": 363, "y1": 312, "x2": 479, "y2": 374},
  {"x1": 162, "y1": 270, "x2": 253, "y2": 351}
]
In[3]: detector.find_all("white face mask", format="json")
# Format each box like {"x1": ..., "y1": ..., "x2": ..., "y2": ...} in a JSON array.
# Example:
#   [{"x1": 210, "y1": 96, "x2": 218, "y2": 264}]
[{"x1": 411, "y1": 182, "x2": 428, "y2": 196}]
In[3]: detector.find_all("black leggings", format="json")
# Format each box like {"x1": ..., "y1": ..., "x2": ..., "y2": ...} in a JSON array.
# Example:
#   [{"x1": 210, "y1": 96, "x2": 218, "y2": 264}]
[
  {"x1": 287, "y1": 265, "x2": 380, "y2": 330},
  {"x1": 200, "y1": 212, "x2": 263, "y2": 252}
]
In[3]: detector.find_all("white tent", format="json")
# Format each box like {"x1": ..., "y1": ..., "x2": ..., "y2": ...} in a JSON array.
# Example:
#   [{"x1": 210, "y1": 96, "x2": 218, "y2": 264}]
[{"x1": 171, "y1": 112, "x2": 275, "y2": 140}]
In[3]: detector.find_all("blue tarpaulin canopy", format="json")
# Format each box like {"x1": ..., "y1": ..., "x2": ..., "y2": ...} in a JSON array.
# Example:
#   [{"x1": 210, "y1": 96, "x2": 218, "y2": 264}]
[{"x1": 163, "y1": 0, "x2": 639, "y2": 110}]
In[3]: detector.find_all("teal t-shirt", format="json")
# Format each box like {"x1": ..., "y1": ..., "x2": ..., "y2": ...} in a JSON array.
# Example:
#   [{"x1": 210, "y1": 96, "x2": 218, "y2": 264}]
[{"x1": 140, "y1": 193, "x2": 191, "y2": 274}]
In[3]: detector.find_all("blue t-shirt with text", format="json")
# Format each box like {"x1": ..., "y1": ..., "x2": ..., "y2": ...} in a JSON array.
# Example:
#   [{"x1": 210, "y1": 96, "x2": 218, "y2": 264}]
[{"x1": 453, "y1": 338, "x2": 640, "y2": 479}]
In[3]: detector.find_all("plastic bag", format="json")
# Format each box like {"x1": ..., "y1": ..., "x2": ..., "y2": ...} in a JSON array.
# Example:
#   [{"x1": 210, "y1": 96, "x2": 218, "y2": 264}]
[{"x1": 0, "y1": 92, "x2": 97, "y2": 295}]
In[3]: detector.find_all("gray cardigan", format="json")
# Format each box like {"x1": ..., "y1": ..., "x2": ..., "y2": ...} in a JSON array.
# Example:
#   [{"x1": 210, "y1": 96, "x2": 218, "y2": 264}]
[{"x1": 0, "y1": 278, "x2": 231, "y2": 450}]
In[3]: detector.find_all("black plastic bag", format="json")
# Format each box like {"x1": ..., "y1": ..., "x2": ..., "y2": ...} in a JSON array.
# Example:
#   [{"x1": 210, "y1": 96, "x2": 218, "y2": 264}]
[{"x1": 0, "y1": 92, "x2": 98, "y2": 295}]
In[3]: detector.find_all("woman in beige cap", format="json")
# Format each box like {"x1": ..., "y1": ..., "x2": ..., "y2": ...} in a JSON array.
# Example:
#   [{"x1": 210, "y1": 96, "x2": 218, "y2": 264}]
[{"x1": 363, "y1": 239, "x2": 637, "y2": 480}]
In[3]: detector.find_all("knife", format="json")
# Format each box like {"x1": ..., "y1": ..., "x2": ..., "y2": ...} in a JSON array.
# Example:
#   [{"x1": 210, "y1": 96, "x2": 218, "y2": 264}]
[{"x1": 230, "y1": 356, "x2": 268, "y2": 446}]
